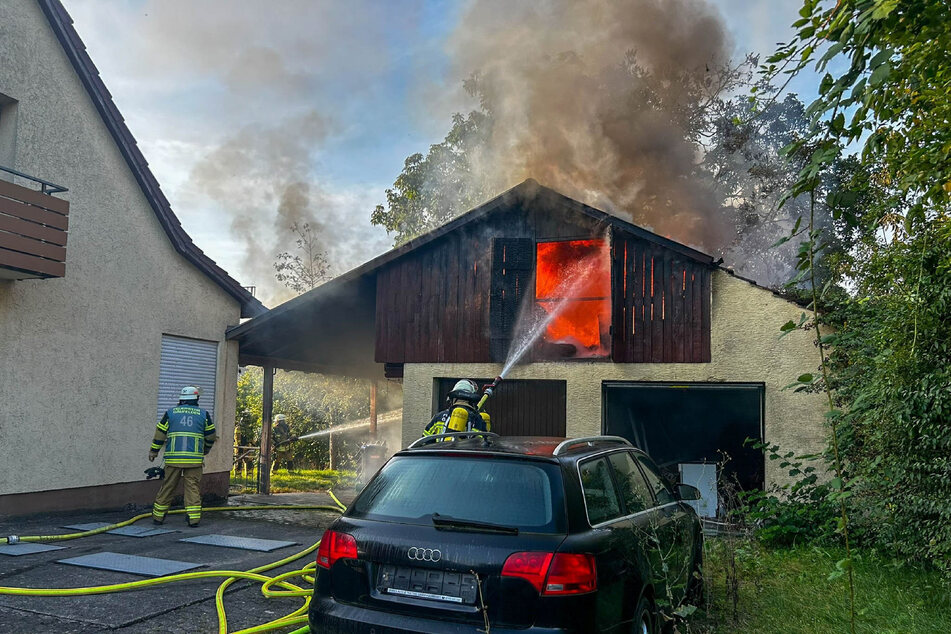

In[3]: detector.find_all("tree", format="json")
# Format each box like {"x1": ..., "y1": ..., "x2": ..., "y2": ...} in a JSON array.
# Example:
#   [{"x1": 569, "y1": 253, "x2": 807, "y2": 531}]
[
  {"x1": 757, "y1": 3, "x2": 951, "y2": 625},
  {"x1": 765, "y1": 0, "x2": 950, "y2": 229},
  {"x1": 370, "y1": 111, "x2": 491, "y2": 245},
  {"x1": 274, "y1": 222, "x2": 330, "y2": 294},
  {"x1": 233, "y1": 368, "x2": 385, "y2": 472}
]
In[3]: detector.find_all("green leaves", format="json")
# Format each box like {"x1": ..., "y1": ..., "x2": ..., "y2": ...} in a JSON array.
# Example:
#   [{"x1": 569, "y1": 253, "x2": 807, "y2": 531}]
[
  {"x1": 779, "y1": 312, "x2": 809, "y2": 338},
  {"x1": 871, "y1": 0, "x2": 899, "y2": 20},
  {"x1": 869, "y1": 61, "x2": 891, "y2": 87},
  {"x1": 762, "y1": 0, "x2": 951, "y2": 232}
]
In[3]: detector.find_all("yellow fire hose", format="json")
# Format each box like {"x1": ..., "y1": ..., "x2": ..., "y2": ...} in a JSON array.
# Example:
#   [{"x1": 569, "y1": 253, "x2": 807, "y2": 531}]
[{"x1": 0, "y1": 493, "x2": 349, "y2": 634}]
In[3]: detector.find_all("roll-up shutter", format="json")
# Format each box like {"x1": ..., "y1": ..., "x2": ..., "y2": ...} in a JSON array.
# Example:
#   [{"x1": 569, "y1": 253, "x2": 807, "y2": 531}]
[{"x1": 157, "y1": 335, "x2": 218, "y2": 422}]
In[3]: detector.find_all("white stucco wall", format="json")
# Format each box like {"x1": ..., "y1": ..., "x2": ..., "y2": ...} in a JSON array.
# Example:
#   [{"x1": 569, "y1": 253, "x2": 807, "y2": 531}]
[
  {"x1": 0, "y1": 0, "x2": 241, "y2": 496},
  {"x1": 401, "y1": 271, "x2": 827, "y2": 487}
]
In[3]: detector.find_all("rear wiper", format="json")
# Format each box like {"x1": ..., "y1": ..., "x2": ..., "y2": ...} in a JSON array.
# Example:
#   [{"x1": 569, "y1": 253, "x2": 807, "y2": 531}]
[{"x1": 431, "y1": 513, "x2": 519, "y2": 535}]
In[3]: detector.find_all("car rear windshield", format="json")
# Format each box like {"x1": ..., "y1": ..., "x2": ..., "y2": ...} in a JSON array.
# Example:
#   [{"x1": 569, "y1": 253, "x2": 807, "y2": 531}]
[{"x1": 349, "y1": 455, "x2": 567, "y2": 534}]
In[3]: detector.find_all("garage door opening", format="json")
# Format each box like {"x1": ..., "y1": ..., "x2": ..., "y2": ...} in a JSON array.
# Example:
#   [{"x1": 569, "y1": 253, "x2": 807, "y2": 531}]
[
  {"x1": 602, "y1": 382, "x2": 764, "y2": 517},
  {"x1": 434, "y1": 378, "x2": 566, "y2": 437}
]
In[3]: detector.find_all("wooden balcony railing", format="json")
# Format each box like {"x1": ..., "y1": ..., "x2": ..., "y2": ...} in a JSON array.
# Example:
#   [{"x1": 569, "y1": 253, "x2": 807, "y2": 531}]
[{"x1": 0, "y1": 168, "x2": 69, "y2": 279}]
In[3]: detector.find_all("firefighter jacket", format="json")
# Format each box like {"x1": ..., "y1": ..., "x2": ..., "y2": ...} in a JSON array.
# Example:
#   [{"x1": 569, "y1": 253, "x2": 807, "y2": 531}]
[
  {"x1": 422, "y1": 404, "x2": 488, "y2": 437},
  {"x1": 151, "y1": 403, "x2": 216, "y2": 467}
]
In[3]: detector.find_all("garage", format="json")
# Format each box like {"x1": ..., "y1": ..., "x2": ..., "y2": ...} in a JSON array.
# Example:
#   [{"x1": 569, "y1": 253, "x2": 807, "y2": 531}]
[
  {"x1": 602, "y1": 382, "x2": 764, "y2": 517},
  {"x1": 433, "y1": 378, "x2": 567, "y2": 437}
]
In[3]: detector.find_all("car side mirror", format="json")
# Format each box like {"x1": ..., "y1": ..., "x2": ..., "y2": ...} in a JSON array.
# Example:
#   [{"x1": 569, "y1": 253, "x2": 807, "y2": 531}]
[{"x1": 675, "y1": 483, "x2": 702, "y2": 501}]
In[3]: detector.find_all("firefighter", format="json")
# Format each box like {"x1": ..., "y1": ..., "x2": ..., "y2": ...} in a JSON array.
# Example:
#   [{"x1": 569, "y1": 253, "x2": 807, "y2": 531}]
[
  {"x1": 422, "y1": 379, "x2": 491, "y2": 438},
  {"x1": 148, "y1": 386, "x2": 216, "y2": 527}
]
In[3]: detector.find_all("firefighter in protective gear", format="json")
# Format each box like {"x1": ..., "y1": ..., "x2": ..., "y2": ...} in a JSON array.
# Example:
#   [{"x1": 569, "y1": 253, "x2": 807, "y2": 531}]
[
  {"x1": 422, "y1": 379, "x2": 491, "y2": 438},
  {"x1": 149, "y1": 386, "x2": 216, "y2": 527}
]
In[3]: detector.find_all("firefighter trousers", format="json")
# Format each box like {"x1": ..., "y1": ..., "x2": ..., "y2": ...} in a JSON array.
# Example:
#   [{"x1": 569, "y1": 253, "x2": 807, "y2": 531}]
[{"x1": 152, "y1": 465, "x2": 203, "y2": 525}]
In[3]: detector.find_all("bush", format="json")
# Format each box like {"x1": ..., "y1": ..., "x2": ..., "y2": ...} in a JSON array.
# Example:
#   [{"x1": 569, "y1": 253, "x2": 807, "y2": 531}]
[{"x1": 738, "y1": 444, "x2": 839, "y2": 547}]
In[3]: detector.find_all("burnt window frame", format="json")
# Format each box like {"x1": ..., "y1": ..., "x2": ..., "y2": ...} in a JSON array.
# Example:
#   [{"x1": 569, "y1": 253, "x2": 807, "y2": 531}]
[{"x1": 531, "y1": 236, "x2": 613, "y2": 362}]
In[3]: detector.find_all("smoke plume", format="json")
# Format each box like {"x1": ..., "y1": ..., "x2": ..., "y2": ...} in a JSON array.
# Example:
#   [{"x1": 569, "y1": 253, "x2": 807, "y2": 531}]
[
  {"x1": 186, "y1": 113, "x2": 335, "y2": 303},
  {"x1": 439, "y1": 0, "x2": 736, "y2": 251}
]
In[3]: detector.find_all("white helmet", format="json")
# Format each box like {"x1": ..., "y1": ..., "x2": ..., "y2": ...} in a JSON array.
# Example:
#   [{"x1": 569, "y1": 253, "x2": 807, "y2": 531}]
[
  {"x1": 180, "y1": 386, "x2": 201, "y2": 401},
  {"x1": 448, "y1": 379, "x2": 480, "y2": 403}
]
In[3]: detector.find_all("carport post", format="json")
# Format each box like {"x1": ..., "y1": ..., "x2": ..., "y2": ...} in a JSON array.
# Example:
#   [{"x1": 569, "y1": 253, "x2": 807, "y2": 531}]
[
  {"x1": 259, "y1": 366, "x2": 275, "y2": 494},
  {"x1": 369, "y1": 381, "x2": 378, "y2": 439}
]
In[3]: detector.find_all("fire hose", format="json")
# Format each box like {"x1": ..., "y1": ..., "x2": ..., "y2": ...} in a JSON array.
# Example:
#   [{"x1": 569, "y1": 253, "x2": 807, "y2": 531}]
[
  {"x1": 476, "y1": 375, "x2": 503, "y2": 412},
  {"x1": 0, "y1": 491, "x2": 349, "y2": 634}
]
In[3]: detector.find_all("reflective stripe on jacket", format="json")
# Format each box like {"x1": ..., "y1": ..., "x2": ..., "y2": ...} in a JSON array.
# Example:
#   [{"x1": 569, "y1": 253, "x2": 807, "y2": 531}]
[{"x1": 151, "y1": 404, "x2": 216, "y2": 466}]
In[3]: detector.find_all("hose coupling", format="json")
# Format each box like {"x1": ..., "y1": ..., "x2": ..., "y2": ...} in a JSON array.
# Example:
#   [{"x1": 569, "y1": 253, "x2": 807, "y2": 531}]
[{"x1": 7, "y1": 535, "x2": 19, "y2": 544}]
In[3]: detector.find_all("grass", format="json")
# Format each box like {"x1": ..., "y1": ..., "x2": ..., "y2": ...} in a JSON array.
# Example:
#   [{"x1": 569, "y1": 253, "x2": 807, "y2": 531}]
[
  {"x1": 230, "y1": 468, "x2": 356, "y2": 493},
  {"x1": 684, "y1": 539, "x2": 951, "y2": 633}
]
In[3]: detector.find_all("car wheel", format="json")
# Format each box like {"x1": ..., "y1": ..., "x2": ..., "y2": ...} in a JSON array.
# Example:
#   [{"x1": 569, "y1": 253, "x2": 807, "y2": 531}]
[{"x1": 633, "y1": 595, "x2": 658, "y2": 634}]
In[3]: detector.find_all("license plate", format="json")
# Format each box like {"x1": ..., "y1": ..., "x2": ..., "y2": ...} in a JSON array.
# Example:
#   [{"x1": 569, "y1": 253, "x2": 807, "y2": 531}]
[{"x1": 377, "y1": 565, "x2": 478, "y2": 605}]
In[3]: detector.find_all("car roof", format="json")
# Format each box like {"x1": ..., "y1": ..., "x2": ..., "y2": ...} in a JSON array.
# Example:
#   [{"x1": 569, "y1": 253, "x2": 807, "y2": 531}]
[{"x1": 398, "y1": 435, "x2": 646, "y2": 463}]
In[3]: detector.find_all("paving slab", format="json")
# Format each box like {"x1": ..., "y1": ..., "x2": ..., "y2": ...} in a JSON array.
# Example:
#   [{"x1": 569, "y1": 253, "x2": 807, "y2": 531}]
[
  {"x1": 179, "y1": 534, "x2": 297, "y2": 552},
  {"x1": 61, "y1": 523, "x2": 176, "y2": 538},
  {"x1": 62, "y1": 522, "x2": 113, "y2": 531},
  {"x1": 0, "y1": 542, "x2": 67, "y2": 556},
  {"x1": 57, "y1": 552, "x2": 203, "y2": 577},
  {"x1": 107, "y1": 526, "x2": 178, "y2": 538}
]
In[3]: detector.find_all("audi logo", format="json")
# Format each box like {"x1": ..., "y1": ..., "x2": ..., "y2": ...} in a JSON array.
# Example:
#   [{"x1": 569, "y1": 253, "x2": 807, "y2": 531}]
[{"x1": 407, "y1": 547, "x2": 442, "y2": 562}]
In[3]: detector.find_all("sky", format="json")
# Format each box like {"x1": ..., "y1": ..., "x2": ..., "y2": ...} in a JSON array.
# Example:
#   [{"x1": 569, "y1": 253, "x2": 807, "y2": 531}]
[{"x1": 63, "y1": 0, "x2": 812, "y2": 306}]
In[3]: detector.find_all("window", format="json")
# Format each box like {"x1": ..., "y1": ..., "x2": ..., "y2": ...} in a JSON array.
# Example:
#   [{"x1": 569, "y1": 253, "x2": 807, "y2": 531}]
[
  {"x1": 608, "y1": 452, "x2": 654, "y2": 514},
  {"x1": 351, "y1": 456, "x2": 566, "y2": 533},
  {"x1": 490, "y1": 238, "x2": 534, "y2": 362},
  {"x1": 0, "y1": 94, "x2": 17, "y2": 171},
  {"x1": 535, "y1": 240, "x2": 611, "y2": 358},
  {"x1": 157, "y1": 335, "x2": 218, "y2": 421},
  {"x1": 636, "y1": 455, "x2": 676, "y2": 505},
  {"x1": 579, "y1": 457, "x2": 622, "y2": 525}
]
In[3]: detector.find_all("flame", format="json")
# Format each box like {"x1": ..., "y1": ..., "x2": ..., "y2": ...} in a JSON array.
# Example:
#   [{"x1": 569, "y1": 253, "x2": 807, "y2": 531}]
[{"x1": 535, "y1": 240, "x2": 611, "y2": 356}]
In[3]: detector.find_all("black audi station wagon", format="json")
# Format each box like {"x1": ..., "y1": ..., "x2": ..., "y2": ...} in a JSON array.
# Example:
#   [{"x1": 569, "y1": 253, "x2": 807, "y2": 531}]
[{"x1": 309, "y1": 433, "x2": 704, "y2": 633}]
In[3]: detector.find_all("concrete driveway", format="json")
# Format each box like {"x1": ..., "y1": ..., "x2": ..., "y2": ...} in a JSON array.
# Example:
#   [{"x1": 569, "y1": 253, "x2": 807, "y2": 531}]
[{"x1": 0, "y1": 492, "x2": 350, "y2": 633}]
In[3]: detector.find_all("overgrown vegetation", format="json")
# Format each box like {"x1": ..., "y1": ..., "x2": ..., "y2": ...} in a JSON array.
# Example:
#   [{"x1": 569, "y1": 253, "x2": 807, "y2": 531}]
[
  {"x1": 747, "y1": 0, "x2": 951, "y2": 595},
  {"x1": 682, "y1": 541, "x2": 951, "y2": 634}
]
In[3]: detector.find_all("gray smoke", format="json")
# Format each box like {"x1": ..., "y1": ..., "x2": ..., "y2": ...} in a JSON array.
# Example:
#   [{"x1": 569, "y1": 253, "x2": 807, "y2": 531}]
[
  {"x1": 85, "y1": 0, "x2": 399, "y2": 305},
  {"x1": 187, "y1": 113, "x2": 334, "y2": 303},
  {"x1": 439, "y1": 0, "x2": 736, "y2": 251}
]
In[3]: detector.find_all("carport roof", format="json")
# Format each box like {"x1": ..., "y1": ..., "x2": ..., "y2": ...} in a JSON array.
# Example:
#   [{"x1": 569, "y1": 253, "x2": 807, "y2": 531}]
[{"x1": 226, "y1": 179, "x2": 715, "y2": 376}]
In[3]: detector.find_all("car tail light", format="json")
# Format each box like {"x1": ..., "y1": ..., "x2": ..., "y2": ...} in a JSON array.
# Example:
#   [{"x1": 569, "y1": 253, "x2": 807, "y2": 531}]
[
  {"x1": 543, "y1": 553, "x2": 597, "y2": 595},
  {"x1": 502, "y1": 552, "x2": 597, "y2": 595},
  {"x1": 501, "y1": 552, "x2": 554, "y2": 592},
  {"x1": 316, "y1": 530, "x2": 358, "y2": 569}
]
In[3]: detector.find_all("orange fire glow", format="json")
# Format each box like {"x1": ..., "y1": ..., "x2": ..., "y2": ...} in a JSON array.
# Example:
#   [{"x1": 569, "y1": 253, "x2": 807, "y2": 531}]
[{"x1": 535, "y1": 239, "x2": 611, "y2": 357}]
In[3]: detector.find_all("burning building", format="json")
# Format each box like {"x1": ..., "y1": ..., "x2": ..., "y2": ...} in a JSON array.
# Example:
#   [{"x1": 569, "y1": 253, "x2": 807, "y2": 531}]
[{"x1": 231, "y1": 180, "x2": 827, "y2": 515}]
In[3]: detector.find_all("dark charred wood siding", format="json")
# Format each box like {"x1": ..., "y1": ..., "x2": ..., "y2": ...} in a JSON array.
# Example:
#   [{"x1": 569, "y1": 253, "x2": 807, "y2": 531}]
[
  {"x1": 434, "y1": 378, "x2": 567, "y2": 437},
  {"x1": 375, "y1": 230, "x2": 494, "y2": 363},
  {"x1": 611, "y1": 229, "x2": 711, "y2": 363},
  {"x1": 489, "y1": 238, "x2": 534, "y2": 362},
  {"x1": 374, "y1": 201, "x2": 712, "y2": 365}
]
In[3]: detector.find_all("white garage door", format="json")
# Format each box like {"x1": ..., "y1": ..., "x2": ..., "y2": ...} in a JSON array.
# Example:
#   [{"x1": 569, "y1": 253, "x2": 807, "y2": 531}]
[{"x1": 157, "y1": 335, "x2": 218, "y2": 422}]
